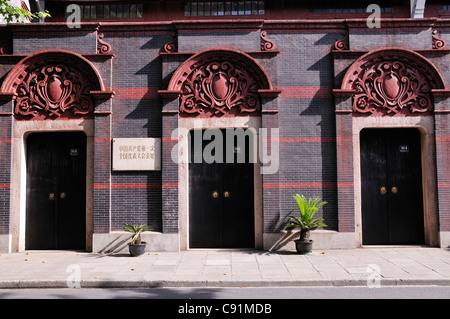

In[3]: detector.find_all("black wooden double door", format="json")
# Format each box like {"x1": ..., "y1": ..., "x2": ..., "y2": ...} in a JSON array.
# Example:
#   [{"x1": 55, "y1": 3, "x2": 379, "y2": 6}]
[
  {"x1": 26, "y1": 132, "x2": 87, "y2": 250},
  {"x1": 189, "y1": 129, "x2": 255, "y2": 248},
  {"x1": 360, "y1": 128, "x2": 424, "y2": 245}
]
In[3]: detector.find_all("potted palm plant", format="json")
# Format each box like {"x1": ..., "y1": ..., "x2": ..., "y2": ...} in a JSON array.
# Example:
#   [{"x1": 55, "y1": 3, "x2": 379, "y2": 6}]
[
  {"x1": 122, "y1": 223, "x2": 154, "y2": 256},
  {"x1": 285, "y1": 194, "x2": 327, "y2": 254}
]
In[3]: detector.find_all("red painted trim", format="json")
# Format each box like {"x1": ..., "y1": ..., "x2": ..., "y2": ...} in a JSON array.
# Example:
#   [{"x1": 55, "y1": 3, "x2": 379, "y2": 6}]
[
  {"x1": 94, "y1": 138, "x2": 112, "y2": 143},
  {"x1": 336, "y1": 137, "x2": 353, "y2": 142},
  {"x1": 0, "y1": 139, "x2": 13, "y2": 143},
  {"x1": 263, "y1": 137, "x2": 335, "y2": 143},
  {"x1": 438, "y1": 183, "x2": 450, "y2": 188},
  {"x1": 0, "y1": 184, "x2": 12, "y2": 189},
  {"x1": 114, "y1": 86, "x2": 331, "y2": 99},
  {"x1": 262, "y1": 137, "x2": 352, "y2": 143},
  {"x1": 263, "y1": 182, "x2": 353, "y2": 188},
  {"x1": 277, "y1": 86, "x2": 332, "y2": 98},
  {"x1": 436, "y1": 137, "x2": 450, "y2": 142},
  {"x1": 113, "y1": 87, "x2": 159, "y2": 99},
  {"x1": 95, "y1": 183, "x2": 158, "y2": 189},
  {"x1": 94, "y1": 183, "x2": 178, "y2": 189},
  {"x1": 162, "y1": 183, "x2": 179, "y2": 188}
]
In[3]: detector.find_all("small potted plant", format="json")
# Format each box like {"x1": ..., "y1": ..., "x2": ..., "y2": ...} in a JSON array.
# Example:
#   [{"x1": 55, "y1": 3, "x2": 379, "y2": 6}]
[
  {"x1": 122, "y1": 223, "x2": 154, "y2": 256},
  {"x1": 285, "y1": 194, "x2": 327, "y2": 254}
]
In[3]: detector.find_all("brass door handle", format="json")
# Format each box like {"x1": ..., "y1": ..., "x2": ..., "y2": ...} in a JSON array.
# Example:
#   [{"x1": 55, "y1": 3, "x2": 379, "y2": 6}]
[
  {"x1": 380, "y1": 186, "x2": 387, "y2": 195},
  {"x1": 391, "y1": 186, "x2": 398, "y2": 194},
  {"x1": 49, "y1": 193, "x2": 55, "y2": 200},
  {"x1": 212, "y1": 191, "x2": 219, "y2": 198},
  {"x1": 60, "y1": 192, "x2": 67, "y2": 199},
  {"x1": 223, "y1": 191, "x2": 230, "y2": 198}
]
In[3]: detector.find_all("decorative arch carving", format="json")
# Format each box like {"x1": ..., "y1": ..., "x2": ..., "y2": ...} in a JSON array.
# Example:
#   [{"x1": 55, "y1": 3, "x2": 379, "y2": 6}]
[
  {"x1": 341, "y1": 48, "x2": 446, "y2": 116},
  {"x1": 165, "y1": 49, "x2": 276, "y2": 117},
  {"x1": 1, "y1": 50, "x2": 108, "y2": 119}
]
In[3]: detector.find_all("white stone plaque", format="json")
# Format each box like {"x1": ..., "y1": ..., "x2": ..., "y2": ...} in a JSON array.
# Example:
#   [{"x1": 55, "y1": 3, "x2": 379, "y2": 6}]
[{"x1": 112, "y1": 138, "x2": 161, "y2": 171}]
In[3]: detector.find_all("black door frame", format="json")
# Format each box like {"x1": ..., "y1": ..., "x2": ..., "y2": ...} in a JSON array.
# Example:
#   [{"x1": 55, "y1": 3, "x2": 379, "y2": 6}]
[
  {"x1": 188, "y1": 128, "x2": 256, "y2": 249},
  {"x1": 25, "y1": 131, "x2": 87, "y2": 250},
  {"x1": 359, "y1": 127, "x2": 425, "y2": 245}
]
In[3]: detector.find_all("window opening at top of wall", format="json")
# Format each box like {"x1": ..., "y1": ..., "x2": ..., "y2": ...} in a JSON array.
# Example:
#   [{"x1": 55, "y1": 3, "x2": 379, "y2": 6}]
[
  {"x1": 184, "y1": 1, "x2": 264, "y2": 17},
  {"x1": 308, "y1": 0, "x2": 392, "y2": 13},
  {"x1": 64, "y1": 3, "x2": 144, "y2": 20}
]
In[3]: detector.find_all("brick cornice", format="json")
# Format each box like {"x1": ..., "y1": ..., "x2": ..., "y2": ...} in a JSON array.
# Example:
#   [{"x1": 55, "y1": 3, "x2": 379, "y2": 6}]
[
  {"x1": 174, "y1": 19, "x2": 264, "y2": 32},
  {"x1": 263, "y1": 19, "x2": 345, "y2": 32},
  {"x1": 6, "y1": 22, "x2": 100, "y2": 34},
  {"x1": 2, "y1": 18, "x2": 449, "y2": 36}
]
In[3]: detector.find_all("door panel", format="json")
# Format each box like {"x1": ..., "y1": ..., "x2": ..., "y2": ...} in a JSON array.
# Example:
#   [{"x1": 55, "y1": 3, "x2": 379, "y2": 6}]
[
  {"x1": 360, "y1": 131, "x2": 389, "y2": 244},
  {"x1": 189, "y1": 129, "x2": 255, "y2": 248},
  {"x1": 189, "y1": 160, "x2": 221, "y2": 248},
  {"x1": 26, "y1": 132, "x2": 86, "y2": 250},
  {"x1": 360, "y1": 129, "x2": 424, "y2": 245},
  {"x1": 386, "y1": 129, "x2": 424, "y2": 244},
  {"x1": 221, "y1": 158, "x2": 254, "y2": 248}
]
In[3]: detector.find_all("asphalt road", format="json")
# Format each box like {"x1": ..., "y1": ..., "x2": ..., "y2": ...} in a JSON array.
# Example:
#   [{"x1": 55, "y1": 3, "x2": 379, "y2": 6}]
[{"x1": 1, "y1": 286, "x2": 449, "y2": 299}]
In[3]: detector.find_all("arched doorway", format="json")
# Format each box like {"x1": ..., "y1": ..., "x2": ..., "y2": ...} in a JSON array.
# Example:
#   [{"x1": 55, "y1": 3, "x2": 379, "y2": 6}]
[
  {"x1": 26, "y1": 132, "x2": 87, "y2": 250},
  {"x1": 0, "y1": 50, "x2": 111, "y2": 251},
  {"x1": 162, "y1": 48, "x2": 278, "y2": 249},
  {"x1": 360, "y1": 128, "x2": 424, "y2": 245},
  {"x1": 335, "y1": 48, "x2": 447, "y2": 247}
]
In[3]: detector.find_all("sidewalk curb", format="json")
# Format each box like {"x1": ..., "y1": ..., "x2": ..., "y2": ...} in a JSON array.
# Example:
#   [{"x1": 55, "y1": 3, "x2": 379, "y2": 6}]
[{"x1": 2, "y1": 278, "x2": 450, "y2": 289}]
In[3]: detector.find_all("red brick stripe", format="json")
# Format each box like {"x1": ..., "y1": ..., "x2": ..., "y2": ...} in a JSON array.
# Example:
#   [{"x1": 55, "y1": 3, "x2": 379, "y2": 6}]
[
  {"x1": 276, "y1": 86, "x2": 332, "y2": 98},
  {"x1": 264, "y1": 137, "x2": 336, "y2": 143},
  {"x1": 110, "y1": 86, "x2": 332, "y2": 99},
  {"x1": 263, "y1": 182, "x2": 353, "y2": 188},
  {"x1": 112, "y1": 87, "x2": 159, "y2": 99},
  {"x1": 94, "y1": 138, "x2": 112, "y2": 143},
  {"x1": 94, "y1": 183, "x2": 178, "y2": 189},
  {"x1": 95, "y1": 182, "x2": 350, "y2": 189}
]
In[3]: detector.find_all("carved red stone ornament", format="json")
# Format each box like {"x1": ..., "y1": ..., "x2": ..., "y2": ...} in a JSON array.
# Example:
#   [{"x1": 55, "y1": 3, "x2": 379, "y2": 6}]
[
  {"x1": 352, "y1": 60, "x2": 432, "y2": 115},
  {"x1": 15, "y1": 64, "x2": 94, "y2": 118},
  {"x1": 340, "y1": 49, "x2": 447, "y2": 116},
  {"x1": 180, "y1": 61, "x2": 260, "y2": 116}
]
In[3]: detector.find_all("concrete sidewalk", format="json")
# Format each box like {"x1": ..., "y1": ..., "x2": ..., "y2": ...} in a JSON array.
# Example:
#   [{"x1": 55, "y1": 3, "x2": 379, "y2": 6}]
[{"x1": 1, "y1": 247, "x2": 450, "y2": 289}]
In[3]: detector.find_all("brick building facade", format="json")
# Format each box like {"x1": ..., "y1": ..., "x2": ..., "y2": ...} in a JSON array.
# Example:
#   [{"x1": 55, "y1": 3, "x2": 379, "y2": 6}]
[{"x1": 0, "y1": 0, "x2": 449, "y2": 253}]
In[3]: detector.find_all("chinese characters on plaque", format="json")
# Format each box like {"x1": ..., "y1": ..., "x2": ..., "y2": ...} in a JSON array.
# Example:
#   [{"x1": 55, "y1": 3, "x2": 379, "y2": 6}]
[{"x1": 112, "y1": 138, "x2": 161, "y2": 171}]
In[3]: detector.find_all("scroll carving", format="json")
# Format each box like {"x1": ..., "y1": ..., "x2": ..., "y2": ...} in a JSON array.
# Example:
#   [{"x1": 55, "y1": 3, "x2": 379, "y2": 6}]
[
  {"x1": 0, "y1": 42, "x2": 12, "y2": 55},
  {"x1": 15, "y1": 64, "x2": 94, "y2": 118},
  {"x1": 97, "y1": 33, "x2": 111, "y2": 54},
  {"x1": 261, "y1": 31, "x2": 274, "y2": 51},
  {"x1": 351, "y1": 60, "x2": 432, "y2": 115},
  {"x1": 432, "y1": 30, "x2": 446, "y2": 50},
  {"x1": 180, "y1": 61, "x2": 260, "y2": 116},
  {"x1": 164, "y1": 32, "x2": 178, "y2": 53},
  {"x1": 334, "y1": 31, "x2": 349, "y2": 51}
]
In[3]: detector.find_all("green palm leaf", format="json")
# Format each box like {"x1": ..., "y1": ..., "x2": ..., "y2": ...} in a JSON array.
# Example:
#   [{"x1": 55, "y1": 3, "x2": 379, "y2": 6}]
[
  {"x1": 286, "y1": 195, "x2": 327, "y2": 230},
  {"x1": 122, "y1": 223, "x2": 154, "y2": 245}
]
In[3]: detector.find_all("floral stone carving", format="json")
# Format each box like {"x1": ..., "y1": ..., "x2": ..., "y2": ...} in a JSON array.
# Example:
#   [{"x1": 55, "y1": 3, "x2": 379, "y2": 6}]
[
  {"x1": 180, "y1": 61, "x2": 260, "y2": 116},
  {"x1": 351, "y1": 60, "x2": 432, "y2": 115},
  {"x1": 15, "y1": 64, "x2": 94, "y2": 118}
]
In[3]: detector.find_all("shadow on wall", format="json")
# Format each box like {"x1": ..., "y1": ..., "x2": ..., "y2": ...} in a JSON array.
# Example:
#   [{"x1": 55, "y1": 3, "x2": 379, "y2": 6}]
[
  {"x1": 298, "y1": 52, "x2": 338, "y2": 230},
  {"x1": 266, "y1": 230, "x2": 299, "y2": 251},
  {"x1": 96, "y1": 234, "x2": 130, "y2": 254}
]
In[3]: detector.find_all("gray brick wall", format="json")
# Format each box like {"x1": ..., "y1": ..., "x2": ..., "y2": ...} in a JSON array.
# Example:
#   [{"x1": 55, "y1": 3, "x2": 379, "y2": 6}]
[{"x1": 0, "y1": 18, "x2": 449, "y2": 248}]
